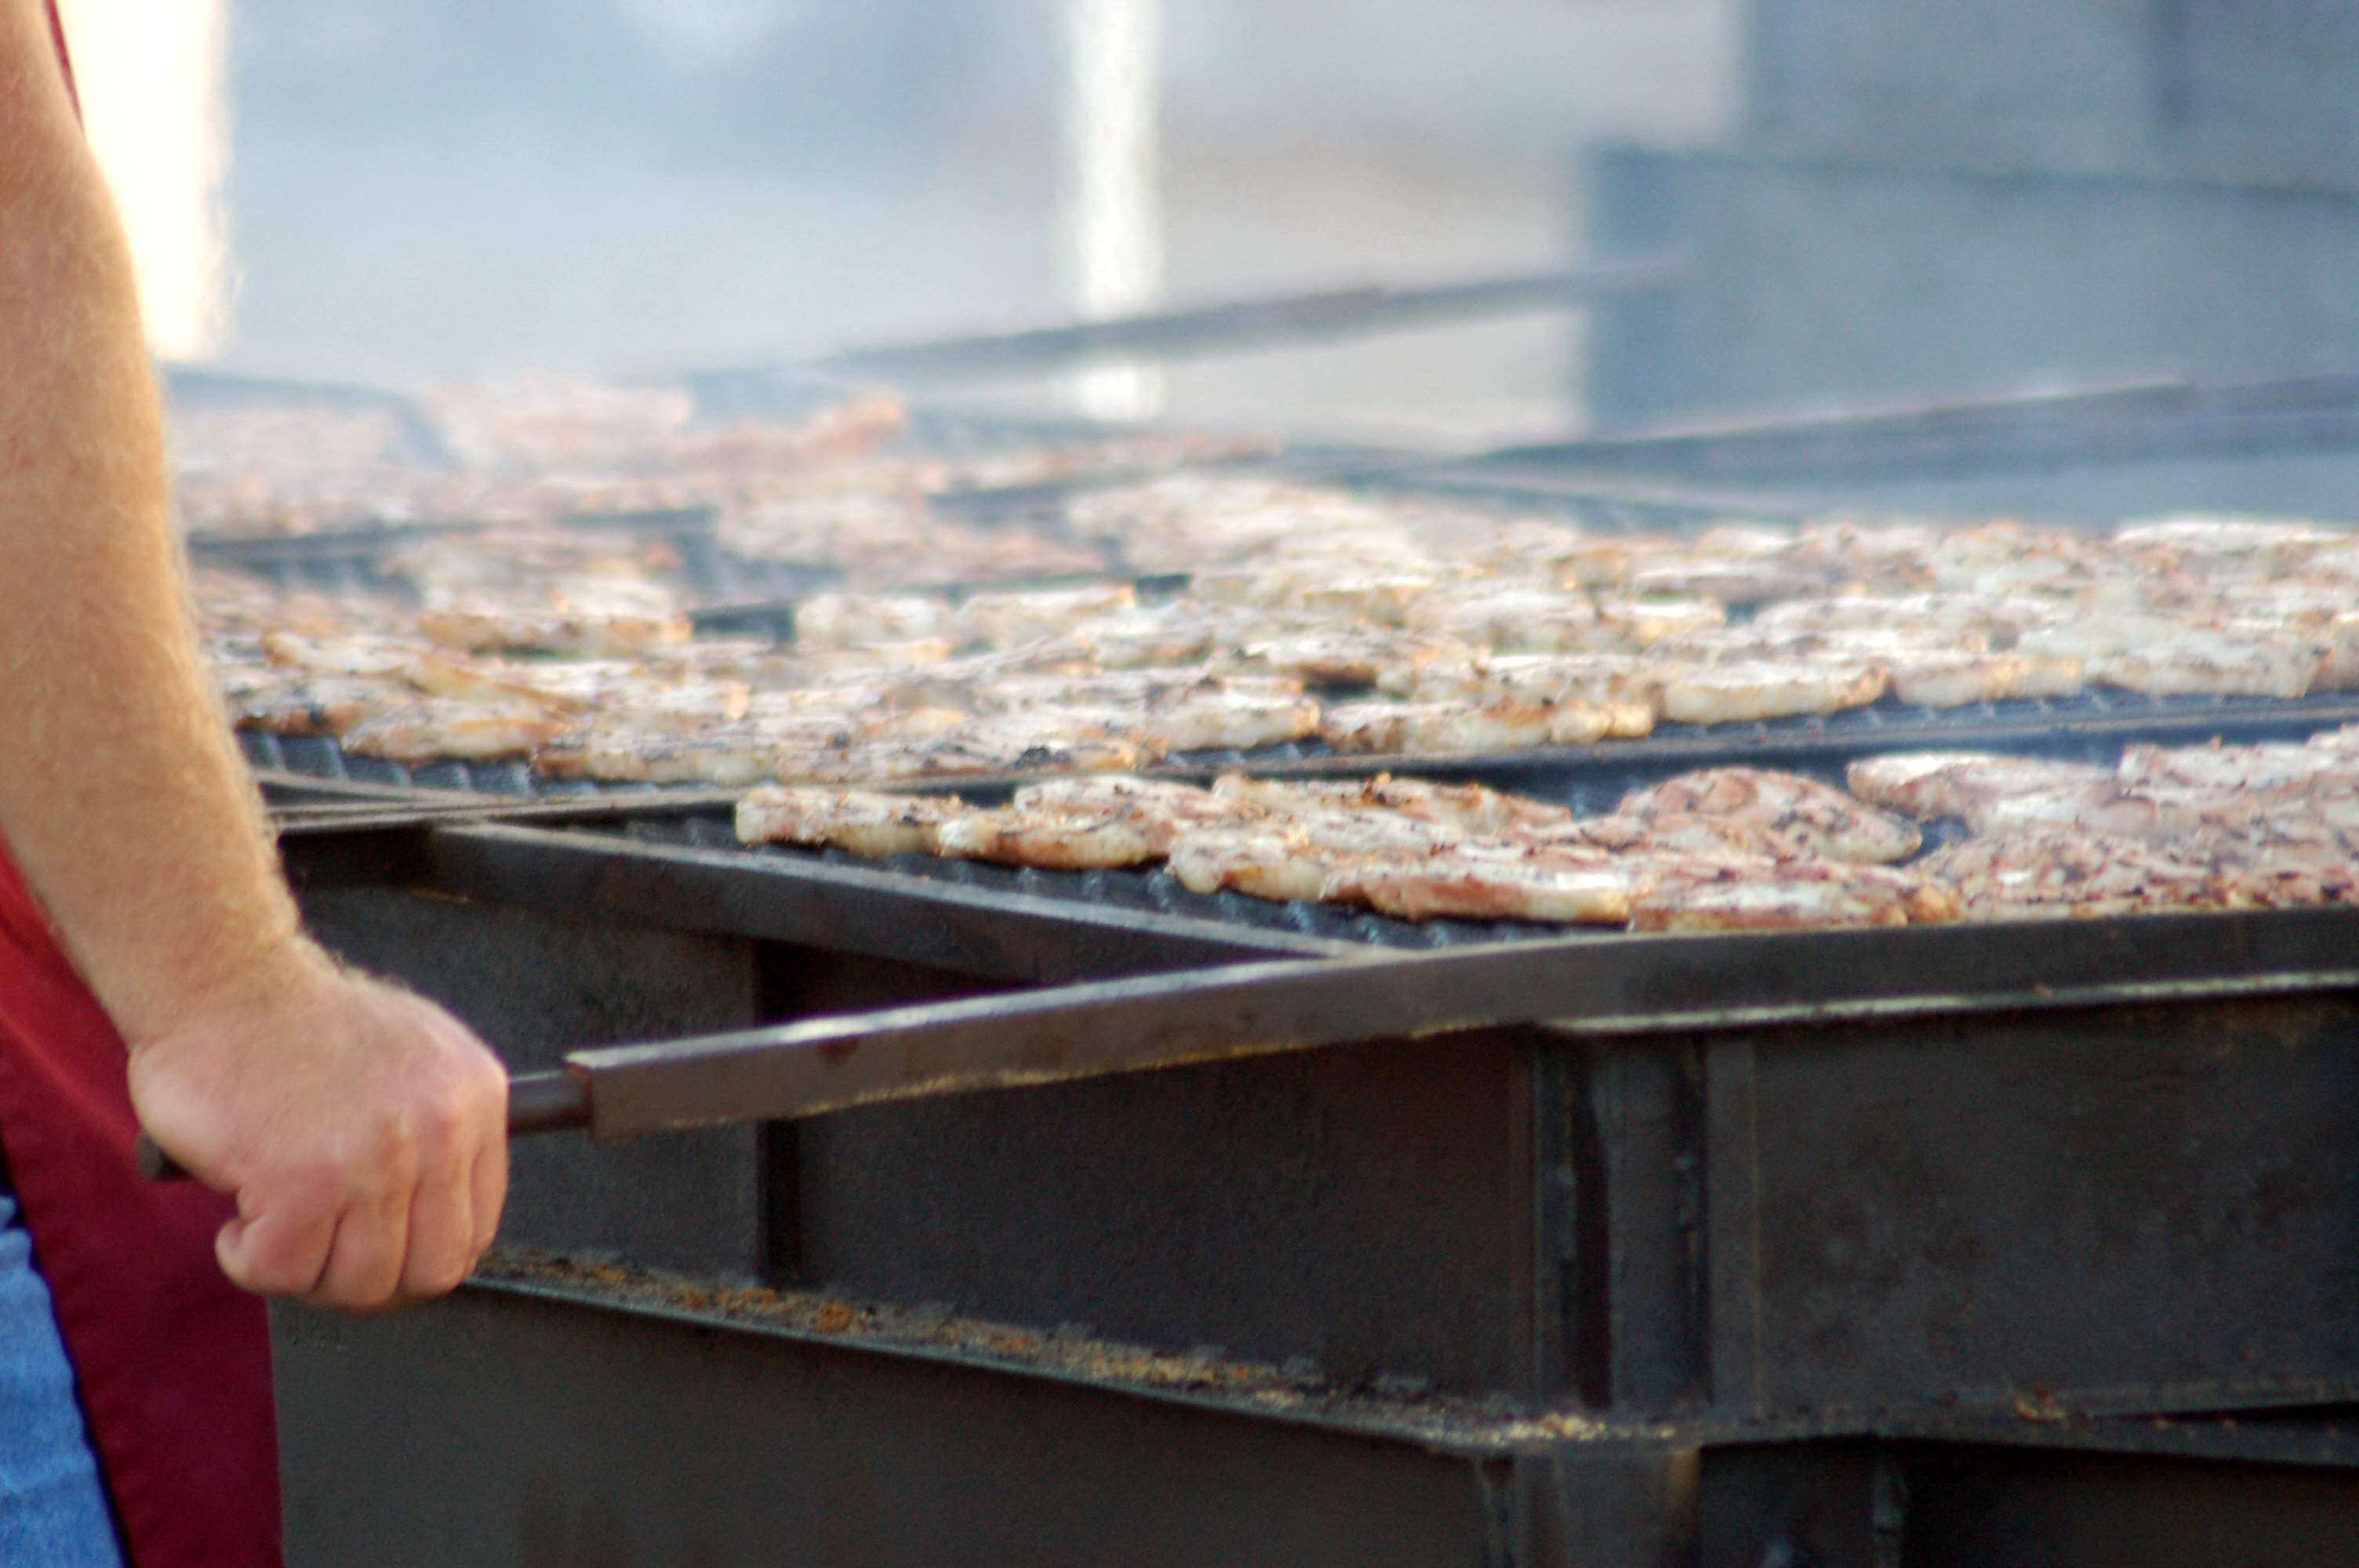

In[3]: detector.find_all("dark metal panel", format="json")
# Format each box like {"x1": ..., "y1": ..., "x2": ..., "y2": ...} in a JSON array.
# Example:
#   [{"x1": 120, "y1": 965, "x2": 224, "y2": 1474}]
[
  {"x1": 274, "y1": 1287, "x2": 1506, "y2": 1568},
  {"x1": 1898, "y1": 1442, "x2": 2359, "y2": 1568},
  {"x1": 1528, "y1": 1048, "x2": 1577, "y2": 1401},
  {"x1": 1693, "y1": 1442, "x2": 1883, "y2": 1568},
  {"x1": 1703, "y1": 1039, "x2": 1765, "y2": 1414},
  {"x1": 1587, "y1": 1042, "x2": 1710, "y2": 1411},
  {"x1": 792, "y1": 1031, "x2": 1544, "y2": 1399},
  {"x1": 1496, "y1": 1446, "x2": 1703, "y2": 1568},
  {"x1": 299, "y1": 887, "x2": 767, "y2": 1278},
  {"x1": 1736, "y1": 994, "x2": 2359, "y2": 1413},
  {"x1": 751, "y1": 944, "x2": 1021, "y2": 1287}
]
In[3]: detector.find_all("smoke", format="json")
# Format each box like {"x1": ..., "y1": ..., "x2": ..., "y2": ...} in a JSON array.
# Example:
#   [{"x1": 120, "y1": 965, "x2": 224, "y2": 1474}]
[{"x1": 57, "y1": 0, "x2": 234, "y2": 360}]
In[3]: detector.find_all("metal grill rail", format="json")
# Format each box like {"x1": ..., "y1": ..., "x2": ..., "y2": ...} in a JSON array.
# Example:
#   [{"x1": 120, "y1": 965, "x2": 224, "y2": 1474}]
[{"x1": 241, "y1": 688, "x2": 2359, "y2": 811}]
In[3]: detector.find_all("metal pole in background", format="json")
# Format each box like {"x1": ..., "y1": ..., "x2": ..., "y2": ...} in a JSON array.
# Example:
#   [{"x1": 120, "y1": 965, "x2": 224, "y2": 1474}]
[
  {"x1": 58, "y1": 0, "x2": 234, "y2": 359},
  {"x1": 1059, "y1": 0, "x2": 1165, "y2": 422}
]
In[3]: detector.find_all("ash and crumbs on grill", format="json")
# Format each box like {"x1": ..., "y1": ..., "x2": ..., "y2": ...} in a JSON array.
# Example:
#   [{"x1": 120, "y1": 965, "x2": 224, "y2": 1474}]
[
  {"x1": 735, "y1": 734, "x2": 2359, "y2": 931},
  {"x1": 186, "y1": 381, "x2": 2359, "y2": 785}
]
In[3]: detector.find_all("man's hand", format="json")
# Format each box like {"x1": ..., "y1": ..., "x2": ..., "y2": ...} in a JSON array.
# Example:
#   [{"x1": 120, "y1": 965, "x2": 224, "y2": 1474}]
[{"x1": 125, "y1": 942, "x2": 509, "y2": 1311}]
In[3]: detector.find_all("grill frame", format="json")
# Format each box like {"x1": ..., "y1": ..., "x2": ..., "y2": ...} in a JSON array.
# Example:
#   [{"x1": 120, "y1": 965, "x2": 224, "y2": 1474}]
[
  {"x1": 275, "y1": 698, "x2": 2359, "y2": 1417},
  {"x1": 274, "y1": 1266, "x2": 2359, "y2": 1568}
]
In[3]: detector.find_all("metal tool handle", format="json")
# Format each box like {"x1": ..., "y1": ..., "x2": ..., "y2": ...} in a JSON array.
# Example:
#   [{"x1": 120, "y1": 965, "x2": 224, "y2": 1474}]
[{"x1": 133, "y1": 1069, "x2": 591, "y2": 1183}]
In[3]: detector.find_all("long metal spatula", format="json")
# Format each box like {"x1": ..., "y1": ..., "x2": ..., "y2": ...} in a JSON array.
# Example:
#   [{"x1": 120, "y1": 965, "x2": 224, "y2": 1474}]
[
  {"x1": 140, "y1": 946, "x2": 1414, "y2": 1179},
  {"x1": 140, "y1": 916, "x2": 2336, "y2": 1180}
]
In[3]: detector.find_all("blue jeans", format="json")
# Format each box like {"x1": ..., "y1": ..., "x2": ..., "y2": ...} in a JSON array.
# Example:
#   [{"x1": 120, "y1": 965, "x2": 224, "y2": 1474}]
[{"x1": 0, "y1": 1192, "x2": 123, "y2": 1566}]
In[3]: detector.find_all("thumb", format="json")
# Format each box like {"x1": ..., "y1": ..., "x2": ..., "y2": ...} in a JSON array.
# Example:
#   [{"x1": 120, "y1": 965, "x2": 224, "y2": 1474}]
[{"x1": 215, "y1": 1215, "x2": 256, "y2": 1291}]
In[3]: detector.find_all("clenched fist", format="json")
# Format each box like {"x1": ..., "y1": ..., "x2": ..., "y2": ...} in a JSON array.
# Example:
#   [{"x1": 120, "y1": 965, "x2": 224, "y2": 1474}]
[{"x1": 126, "y1": 943, "x2": 508, "y2": 1311}]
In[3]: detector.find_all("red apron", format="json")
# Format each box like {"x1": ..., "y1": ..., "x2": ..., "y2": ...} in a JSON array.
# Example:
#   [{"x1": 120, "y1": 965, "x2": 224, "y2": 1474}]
[{"x1": 0, "y1": 9, "x2": 285, "y2": 1565}]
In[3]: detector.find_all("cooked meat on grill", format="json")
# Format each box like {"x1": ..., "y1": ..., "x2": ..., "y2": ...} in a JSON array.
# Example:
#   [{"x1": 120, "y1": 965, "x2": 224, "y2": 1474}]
[
  {"x1": 2112, "y1": 515, "x2": 2342, "y2": 569},
  {"x1": 1402, "y1": 586, "x2": 1604, "y2": 651},
  {"x1": 1063, "y1": 605, "x2": 1223, "y2": 669},
  {"x1": 1877, "y1": 651, "x2": 2045, "y2": 708},
  {"x1": 1917, "y1": 829, "x2": 2227, "y2": 920},
  {"x1": 2116, "y1": 740, "x2": 2359, "y2": 793},
  {"x1": 409, "y1": 653, "x2": 755, "y2": 731},
  {"x1": 1136, "y1": 690, "x2": 1324, "y2": 753},
  {"x1": 736, "y1": 784, "x2": 965, "y2": 858},
  {"x1": 539, "y1": 722, "x2": 804, "y2": 786},
  {"x1": 339, "y1": 701, "x2": 570, "y2": 763},
  {"x1": 1522, "y1": 811, "x2": 1829, "y2": 862},
  {"x1": 1845, "y1": 753, "x2": 2117, "y2": 829},
  {"x1": 1334, "y1": 851, "x2": 1638, "y2": 926},
  {"x1": 793, "y1": 592, "x2": 952, "y2": 649},
  {"x1": 191, "y1": 427, "x2": 2359, "y2": 789},
  {"x1": 415, "y1": 593, "x2": 693, "y2": 658},
  {"x1": 1972, "y1": 781, "x2": 2260, "y2": 840},
  {"x1": 1320, "y1": 699, "x2": 1614, "y2": 754},
  {"x1": 936, "y1": 775, "x2": 1269, "y2": 869},
  {"x1": 1657, "y1": 662, "x2": 1888, "y2": 725},
  {"x1": 2087, "y1": 629, "x2": 2324, "y2": 701},
  {"x1": 227, "y1": 673, "x2": 397, "y2": 736},
  {"x1": 1752, "y1": 592, "x2": 2063, "y2": 644},
  {"x1": 1626, "y1": 859, "x2": 1960, "y2": 932},
  {"x1": 1013, "y1": 775, "x2": 1268, "y2": 844},
  {"x1": 1237, "y1": 628, "x2": 1457, "y2": 686},
  {"x1": 258, "y1": 631, "x2": 427, "y2": 681},
  {"x1": 1595, "y1": 597, "x2": 1728, "y2": 648},
  {"x1": 1292, "y1": 573, "x2": 1446, "y2": 626},
  {"x1": 1617, "y1": 767, "x2": 1924, "y2": 862},
  {"x1": 1387, "y1": 650, "x2": 1667, "y2": 709},
  {"x1": 896, "y1": 712, "x2": 1151, "y2": 777},
  {"x1": 951, "y1": 585, "x2": 1139, "y2": 649},
  {"x1": 1165, "y1": 824, "x2": 1353, "y2": 904},
  {"x1": 1210, "y1": 774, "x2": 1577, "y2": 834},
  {"x1": 935, "y1": 807, "x2": 1168, "y2": 870}
]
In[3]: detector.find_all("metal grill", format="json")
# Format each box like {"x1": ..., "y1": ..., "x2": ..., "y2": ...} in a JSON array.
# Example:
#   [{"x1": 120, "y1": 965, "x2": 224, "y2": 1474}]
[
  {"x1": 285, "y1": 694, "x2": 2355, "y2": 960},
  {"x1": 242, "y1": 688, "x2": 2359, "y2": 812}
]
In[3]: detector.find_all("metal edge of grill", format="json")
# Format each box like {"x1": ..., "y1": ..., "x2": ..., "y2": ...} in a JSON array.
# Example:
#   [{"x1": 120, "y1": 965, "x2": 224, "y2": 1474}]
[
  {"x1": 243, "y1": 688, "x2": 2359, "y2": 815},
  {"x1": 272, "y1": 691, "x2": 2359, "y2": 1014},
  {"x1": 295, "y1": 807, "x2": 2359, "y2": 1030}
]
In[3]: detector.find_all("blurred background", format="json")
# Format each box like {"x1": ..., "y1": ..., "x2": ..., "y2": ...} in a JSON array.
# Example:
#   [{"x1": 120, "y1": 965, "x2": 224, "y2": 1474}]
[
  {"x1": 62, "y1": 0, "x2": 2359, "y2": 500},
  {"x1": 71, "y1": 0, "x2": 1732, "y2": 443}
]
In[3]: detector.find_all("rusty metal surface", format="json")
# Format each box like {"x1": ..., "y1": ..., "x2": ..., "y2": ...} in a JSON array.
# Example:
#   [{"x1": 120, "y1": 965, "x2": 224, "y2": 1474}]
[
  {"x1": 792, "y1": 1029, "x2": 1550, "y2": 1399},
  {"x1": 273, "y1": 1280, "x2": 1520, "y2": 1568},
  {"x1": 273, "y1": 1265, "x2": 2359, "y2": 1568},
  {"x1": 1706, "y1": 993, "x2": 2359, "y2": 1416}
]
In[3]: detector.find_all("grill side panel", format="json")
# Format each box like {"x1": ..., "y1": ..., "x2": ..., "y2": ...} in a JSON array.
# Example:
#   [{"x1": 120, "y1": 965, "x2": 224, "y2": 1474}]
[
  {"x1": 790, "y1": 1029, "x2": 1549, "y2": 1401},
  {"x1": 1706, "y1": 994, "x2": 2359, "y2": 1413}
]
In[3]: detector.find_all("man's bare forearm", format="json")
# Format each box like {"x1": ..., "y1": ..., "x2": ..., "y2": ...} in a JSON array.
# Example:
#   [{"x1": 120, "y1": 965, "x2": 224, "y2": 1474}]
[{"x1": 0, "y1": 2, "x2": 313, "y2": 1044}]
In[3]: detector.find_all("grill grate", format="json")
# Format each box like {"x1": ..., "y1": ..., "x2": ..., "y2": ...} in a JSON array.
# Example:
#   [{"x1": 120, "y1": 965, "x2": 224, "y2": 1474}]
[
  {"x1": 442, "y1": 706, "x2": 2346, "y2": 953},
  {"x1": 617, "y1": 811, "x2": 1526, "y2": 951},
  {"x1": 240, "y1": 688, "x2": 2359, "y2": 808}
]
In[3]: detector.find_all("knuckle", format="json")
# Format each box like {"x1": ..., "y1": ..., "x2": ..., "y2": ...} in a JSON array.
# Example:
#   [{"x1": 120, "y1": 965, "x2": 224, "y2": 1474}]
[
  {"x1": 414, "y1": 1094, "x2": 466, "y2": 1153},
  {"x1": 235, "y1": 1239, "x2": 319, "y2": 1298},
  {"x1": 367, "y1": 1114, "x2": 419, "y2": 1178},
  {"x1": 420, "y1": 1254, "x2": 472, "y2": 1298}
]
